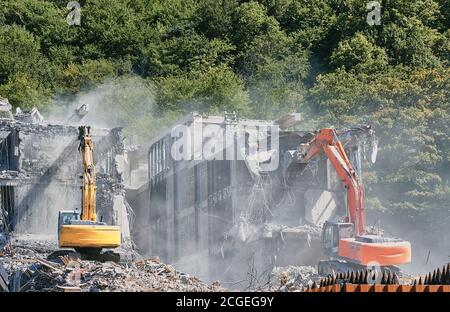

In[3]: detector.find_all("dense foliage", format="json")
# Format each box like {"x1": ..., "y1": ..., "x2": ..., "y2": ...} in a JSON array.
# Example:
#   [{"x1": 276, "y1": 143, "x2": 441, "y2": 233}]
[{"x1": 0, "y1": 0, "x2": 448, "y2": 235}]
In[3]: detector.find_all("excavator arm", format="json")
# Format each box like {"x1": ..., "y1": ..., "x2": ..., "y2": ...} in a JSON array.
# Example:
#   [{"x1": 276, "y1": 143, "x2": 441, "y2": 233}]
[
  {"x1": 58, "y1": 126, "x2": 120, "y2": 252},
  {"x1": 297, "y1": 128, "x2": 365, "y2": 235},
  {"x1": 297, "y1": 127, "x2": 411, "y2": 272},
  {"x1": 78, "y1": 126, "x2": 97, "y2": 222}
]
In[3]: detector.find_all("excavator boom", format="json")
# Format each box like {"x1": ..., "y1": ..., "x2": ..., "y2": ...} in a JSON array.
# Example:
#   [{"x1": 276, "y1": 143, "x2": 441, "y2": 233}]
[
  {"x1": 78, "y1": 126, "x2": 97, "y2": 221},
  {"x1": 297, "y1": 127, "x2": 411, "y2": 273},
  {"x1": 298, "y1": 128, "x2": 365, "y2": 234},
  {"x1": 58, "y1": 126, "x2": 120, "y2": 252}
]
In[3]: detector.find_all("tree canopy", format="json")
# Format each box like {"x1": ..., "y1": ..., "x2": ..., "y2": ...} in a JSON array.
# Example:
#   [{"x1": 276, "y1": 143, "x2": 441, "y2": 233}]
[{"x1": 0, "y1": 0, "x2": 449, "y2": 240}]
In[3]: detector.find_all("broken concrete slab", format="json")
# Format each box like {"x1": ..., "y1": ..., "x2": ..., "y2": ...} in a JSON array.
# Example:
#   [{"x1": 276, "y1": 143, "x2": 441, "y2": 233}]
[
  {"x1": 0, "y1": 98, "x2": 13, "y2": 121},
  {"x1": 268, "y1": 265, "x2": 319, "y2": 292},
  {"x1": 304, "y1": 189, "x2": 338, "y2": 226},
  {"x1": 112, "y1": 194, "x2": 131, "y2": 241},
  {"x1": 0, "y1": 260, "x2": 9, "y2": 291}
]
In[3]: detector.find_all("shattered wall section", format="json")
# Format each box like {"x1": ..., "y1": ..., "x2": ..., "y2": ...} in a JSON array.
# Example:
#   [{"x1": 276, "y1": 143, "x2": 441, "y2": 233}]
[
  {"x1": 94, "y1": 127, "x2": 130, "y2": 240},
  {"x1": 0, "y1": 121, "x2": 127, "y2": 238}
]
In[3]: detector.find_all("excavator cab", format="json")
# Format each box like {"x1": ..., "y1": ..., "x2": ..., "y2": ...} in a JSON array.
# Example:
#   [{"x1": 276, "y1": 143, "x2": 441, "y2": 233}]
[
  {"x1": 58, "y1": 211, "x2": 80, "y2": 226},
  {"x1": 320, "y1": 220, "x2": 410, "y2": 274},
  {"x1": 57, "y1": 211, "x2": 80, "y2": 244},
  {"x1": 322, "y1": 221, "x2": 354, "y2": 256},
  {"x1": 319, "y1": 221, "x2": 356, "y2": 275}
]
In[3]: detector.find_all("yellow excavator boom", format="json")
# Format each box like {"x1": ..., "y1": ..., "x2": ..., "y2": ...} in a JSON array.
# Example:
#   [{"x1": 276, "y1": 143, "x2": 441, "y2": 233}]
[
  {"x1": 58, "y1": 126, "x2": 120, "y2": 250},
  {"x1": 79, "y1": 127, "x2": 97, "y2": 221}
]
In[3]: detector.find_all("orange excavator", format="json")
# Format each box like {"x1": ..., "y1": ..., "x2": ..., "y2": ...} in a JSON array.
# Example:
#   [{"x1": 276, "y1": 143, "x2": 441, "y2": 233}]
[{"x1": 296, "y1": 127, "x2": 411, "y2": 275}]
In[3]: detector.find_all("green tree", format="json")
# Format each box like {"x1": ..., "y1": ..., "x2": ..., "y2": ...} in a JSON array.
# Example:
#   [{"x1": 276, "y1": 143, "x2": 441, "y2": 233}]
[
  {"x1": 0, "y1": 25, "x2": 44, "y2": 84},
  {"x1": 232, "y1": 1, "x2": 291, "y2": 77},
  {"x1": 0, "y1": 24, "x2": 54, "y2": 107},
  {"x1": 0, "y1": 73, "x2": 49, "y2": 109},
  {"x1": 330, "y1": 33, "x2": 389, "y2": 73},
  {"x1": 61, "y1": 59, "x2": 117, "y2": 93},
  {"x1": 249, "y1": 51, "x2": 310, "y2": 118},
  {"x1": 156, "y1": 65, "x2": 250, "y2": 114},
  {"x1": 196, "y1": 0, "x2": 239, "y2": 39},
  {"x1": 380, "y1": 19, "x2": 443, "y2": 68},
  {"x1": 0, "y1": 0, "x2": 73, "y2": 55},
  {"x1": 77, "y1": 0, "x2": 144, "y2": 60},
  {"x1": 272, "y1": 0, "x2": 336, "y2": 49}
]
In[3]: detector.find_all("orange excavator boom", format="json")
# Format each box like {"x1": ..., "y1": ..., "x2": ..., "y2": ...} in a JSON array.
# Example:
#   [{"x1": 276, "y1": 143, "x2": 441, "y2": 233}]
[
  {"x1": 298, "y1": 128, "x2": 365, "y2": 235},
  {"x1": 297, "y1": 126, "x2": 411, "y2": 272}
]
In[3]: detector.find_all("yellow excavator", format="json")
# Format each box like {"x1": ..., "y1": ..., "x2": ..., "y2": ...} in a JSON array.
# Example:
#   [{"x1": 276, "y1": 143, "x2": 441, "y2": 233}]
[{"x1": 56, "y1": 126, "x2": 121, "y2": 261}]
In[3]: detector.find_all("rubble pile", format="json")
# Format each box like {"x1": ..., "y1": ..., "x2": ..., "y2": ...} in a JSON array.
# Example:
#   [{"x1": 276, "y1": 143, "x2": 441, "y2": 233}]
[
  {"x1": 265, "y1": 265, "x2": 320, "y2": 292},
  {"x1": 264, "y1": 223, "x2": 322, "y2": 237},
  {"x1": 0, "y1": 240, "x2": 225, "y2": 292}
]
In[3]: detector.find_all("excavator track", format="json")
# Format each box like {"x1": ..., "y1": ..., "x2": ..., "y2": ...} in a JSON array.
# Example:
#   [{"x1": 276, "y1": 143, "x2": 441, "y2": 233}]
[
  {"x1": 47, "y1": 248, "x2": 120, "y2": 263},
  {"x1": 47, "y1": 249, "x2": 82, "y2": 263},
  {"x1": 318, "y1": 259, "x2": 400, "y2": 277},
  {"x1": 76, "y1": 248, "x2": 121, "y2": 263}
]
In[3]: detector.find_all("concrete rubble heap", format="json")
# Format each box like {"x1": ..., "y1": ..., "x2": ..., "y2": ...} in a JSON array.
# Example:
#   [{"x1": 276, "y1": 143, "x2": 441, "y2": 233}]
[
  {"x1": 265, "y1": 265, "x2": 319, "y2": 292},
  {"x1": 0, "y1": 238, "x2": 224, "y2": 292}
]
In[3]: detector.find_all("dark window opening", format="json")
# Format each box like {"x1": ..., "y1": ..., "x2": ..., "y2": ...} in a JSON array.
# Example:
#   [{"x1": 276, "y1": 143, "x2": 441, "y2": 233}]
[
  {"x1": 0, "y1": 130, "x2": 19, "y2": 171},
  {"x1": 0, "y1": 185, "x2": 15, "y2": 232}
]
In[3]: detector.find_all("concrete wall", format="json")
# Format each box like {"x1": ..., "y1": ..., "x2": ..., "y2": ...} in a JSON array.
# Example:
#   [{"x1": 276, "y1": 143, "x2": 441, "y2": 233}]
[
  {"x1": 304, "y1": 189, "x2": 339, "y2": 226},
  {"x1": 0, "y1": 121, "x2": 128, "y2": 238},
  {"x1": 14, "y1": 182, "x2": 79, "y2": 234}
]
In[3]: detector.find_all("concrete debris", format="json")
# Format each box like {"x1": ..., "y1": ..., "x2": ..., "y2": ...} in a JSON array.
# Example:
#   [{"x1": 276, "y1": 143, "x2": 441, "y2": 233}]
[
  {"x1": 0, "y1": 241, "x2": 225, "y2": 292},
  {"x1": 66, "y1": 104, "x2": 89, "y2": 124},
  {"x1": 264, "y1": 223, "x2": 322, "y2": 237},
  {"x1": 0, "y1": 260, "x2": 9, "y2": 291},
  {"x1": 14, "y1": 107, "x2": 45, "y2": 124},
  {"x1": 0, "y1": 98, "x2": 13, "y2": 120},
  {"x1": 265, "y1": 265, "x2": 319, "y2": 292},
  {"x1": 275, "y1": 112, "x2": 301, "y2": 130},
  {"x1": 0, "y1": 233, "x2": 8, "y2": 249},
  {"x1": 224, "y1": 222, "x2": 322, "y2": 247},
  {"x1": 0, "y1": 234, "x2": 12, "y2": 258}
]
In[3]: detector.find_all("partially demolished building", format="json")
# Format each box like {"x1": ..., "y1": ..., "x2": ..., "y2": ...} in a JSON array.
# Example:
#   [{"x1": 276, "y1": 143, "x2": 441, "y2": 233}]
[
  {"x1": 0, "y1": 97, "x2": 376, "y2": 286},
  {"x1": 129, "y1": 112, "x2": 376, "y2": 284},
  {"x1": 0, "y1": 100, "x2": 130, "y2": 239}
]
